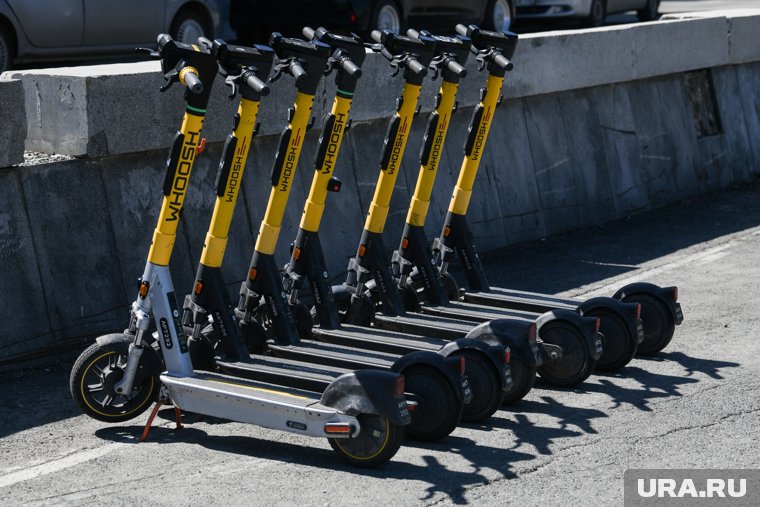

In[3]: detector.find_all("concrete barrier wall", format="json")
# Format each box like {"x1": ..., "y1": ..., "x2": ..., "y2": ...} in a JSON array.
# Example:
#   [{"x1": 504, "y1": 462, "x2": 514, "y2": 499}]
[{"x1": 2, "y1": 11, "x2": 760, "y2": 366}]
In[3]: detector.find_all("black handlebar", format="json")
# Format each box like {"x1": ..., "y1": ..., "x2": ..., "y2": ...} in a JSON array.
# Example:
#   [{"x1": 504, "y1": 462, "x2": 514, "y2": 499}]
[
  {"x1": 342, "y1": 58, "x2": 362, "y2": 77},
  {"x1": 407, "y1": 58, "x2": 426, "y2": 77},
  {"x1": 371, "y1": 30, "x2": 383, "y2": 43},
  {"x1": 302, "y1": 26, "x2": 316, "y2": 40},
  {"x1": 268, "y1": 32, "x2": 331, "y2": 94},
  {"x1": 454, "y1": 24, "x2": 518, "y2": 76},
  {"x1": 455, "y1": 24, "x2": 468, "y2": 37},
  {"x1": 246, "y1": 73, "x2": 270, "y2": 96},
  {"x1": 290, "y1": 61, "x2": 307, "y2": 84},
  {"x1": 447, "y1": 59, "x2": 466, "y2": 78},
  {"x1": 302, "y1": 26, "x2": 366, "y2": 90}
]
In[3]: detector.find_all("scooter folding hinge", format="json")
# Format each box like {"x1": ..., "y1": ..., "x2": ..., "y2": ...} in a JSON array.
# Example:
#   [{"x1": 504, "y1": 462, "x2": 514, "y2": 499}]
[
  {"x1": 182, "y1": 294, "x2": 208, "y2": 327},
  {"x1": 347, "y1": 257, "x2": 371, "y2": 285}
]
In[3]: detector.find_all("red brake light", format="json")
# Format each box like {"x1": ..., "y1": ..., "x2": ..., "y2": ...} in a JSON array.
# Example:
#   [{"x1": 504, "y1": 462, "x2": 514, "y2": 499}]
[
  {"x1": 503, "y1": 347, "x2": 511, "y2": 364},
  {"x1": 594, "y1": 318, "x2": 601, "y2": 333},
  {"x1": 673, "y1": 287, "x2": 679, "y2": 302},
  {"x1": 529, "y1": 323, "x2": 537, "y2": 342},
  {"x1": 459, "y1": 355, "x2": 466, "y2": 376},
  {"x1": 394, "y1": 375, "x2": 405, "y2": 397},
  {"x1": 324, "y1": 423, "x2": 353, "y2": 434},
  {"x1": 634, "y1": 303, "x2": 641, "y2": 319}
]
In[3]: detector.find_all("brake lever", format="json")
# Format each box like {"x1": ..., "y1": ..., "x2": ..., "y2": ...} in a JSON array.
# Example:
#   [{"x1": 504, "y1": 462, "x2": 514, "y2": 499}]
[
  {"x1": 160, "y1": 67, "x2": 180, "y2": 92},
  {"x1": 136, "y1": 47, "x2": 161, "y2": 59},
  {"x1": 224, "y1": 74, "x2": 239, "y2": 100}
]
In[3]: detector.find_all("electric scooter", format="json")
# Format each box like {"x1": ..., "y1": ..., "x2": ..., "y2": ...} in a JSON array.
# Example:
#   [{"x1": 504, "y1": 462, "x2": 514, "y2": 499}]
[
  {"x1": 206, "y1": 31, "x2": 471, "y2": 442},
  {"x1": 275, "y1": 26, "x2": 515, "y2": 424},
  {"x1": 359, "y1": 26, "x2": 608, "y2": 389},
  {"x1": 426, "y1": 25, "x2": 683, "y2": 360},
  {"x1": 326, "y1": 29, "x2": 567, "y2": 403},
  {"x1": 69, "y1": 35, "x2": 409, "y2": 468}
]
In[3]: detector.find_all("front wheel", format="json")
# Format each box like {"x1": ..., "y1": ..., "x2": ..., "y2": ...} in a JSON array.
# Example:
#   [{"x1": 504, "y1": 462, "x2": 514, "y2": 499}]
[
  {"x1": 502, "y1": 351, "x2": 536, "y2": 404},
  {"x1": 457, "y1": 350, "x2": 504, "y2": 422},
  {"x1": 403, "y1": 365, "x2": 462, "y2": 441},
  {"x1": 537, "y1": 321, "x2": 595, "y2": 387},
  {"x1": 70, "y1": 336, "x2": 160, "y2": 423},
  {"x1": 329, "y1": 415, "x2": 404, "y2": 468}
]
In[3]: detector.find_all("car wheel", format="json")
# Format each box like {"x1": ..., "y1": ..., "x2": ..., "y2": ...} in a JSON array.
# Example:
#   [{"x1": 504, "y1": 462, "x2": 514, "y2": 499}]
[
  {"x1": 485, "y1": 0, "x2": 514, "y2": 33},
  {"x1": 583, "y1": 0, "x2": 606, "y2": 28},
  {"x1": 0, "y1": 25, "x2": 15, "y2": 74},
  {"x1": 637, "y1": 0, "x2": 660, "y2": 22},
  {"x1": 371, "y1": 0, "x2": 402, "y2": 34},
  {"x1": 170, "y1": 9, "x2": 211, "y2": 44}
]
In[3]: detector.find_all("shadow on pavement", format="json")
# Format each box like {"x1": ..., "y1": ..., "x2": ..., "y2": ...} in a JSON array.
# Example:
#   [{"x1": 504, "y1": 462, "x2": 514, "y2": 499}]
[
  {"x1": 94, "y1": 425, "x2": 535, "y2": 505},
  {"x1": 636, "y1": 351, "x2": 740, "y2": 380},
  {"x1": 473, "y1": 182, "x2": 760, "y2": 294}
]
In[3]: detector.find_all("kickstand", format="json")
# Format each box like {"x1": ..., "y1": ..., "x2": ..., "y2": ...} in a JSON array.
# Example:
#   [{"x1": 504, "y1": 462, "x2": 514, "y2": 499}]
[{"x1": 139, "y1": 401, "x2": 184, "y2": 442}]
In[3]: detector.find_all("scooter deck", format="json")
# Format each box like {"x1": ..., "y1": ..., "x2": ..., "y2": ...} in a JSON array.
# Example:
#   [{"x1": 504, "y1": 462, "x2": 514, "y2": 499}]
[
  {"x1": 161, "y1": 371, "x2": 353, "y2": 438},
  {"x1": 372, "y1": 313, "x2": 476, "y2": 340},
  {"x1": 215, "y1": 355, "x2": 354, "y2": 394},
  {"x1": 265, "y1": 340, "x2": 402, "y2": 371},
  {"x1": 417, "y1": 300, "x2": 539, "y2": 324},
  {"x1": 311, "y1": 323, "x2": 449, "y2": 356},
  {"x1": 462, "y1": 286, "x2": 579, "y2": 313}
]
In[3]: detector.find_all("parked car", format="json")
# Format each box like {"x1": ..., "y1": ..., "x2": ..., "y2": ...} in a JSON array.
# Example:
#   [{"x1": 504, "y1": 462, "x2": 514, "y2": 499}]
[
  {"x1": 515, "y1": 0, "x2": 659, "y2": 27},
  {"x1": 0, "y1": 0, "x2": 233, "y2": 73},
  {"x1": 229, "y1": 0, "x2": 515, "y2": 43}
]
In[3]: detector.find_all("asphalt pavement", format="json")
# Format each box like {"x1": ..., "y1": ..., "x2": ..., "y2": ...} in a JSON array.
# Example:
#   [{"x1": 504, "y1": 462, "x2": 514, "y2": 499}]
[{"x1": 1, "y1": 180, "x2": 759, "y2": 505}]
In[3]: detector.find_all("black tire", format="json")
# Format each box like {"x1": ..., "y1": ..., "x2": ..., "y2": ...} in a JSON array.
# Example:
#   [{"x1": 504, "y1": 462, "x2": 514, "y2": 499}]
[
  {"x1": 329, "y1": 414, "x2": 404, "y2": 468},
  {"x1": 403, "y1": 365, "x2": 462, "y2": 441},
  {"x1": 0, "y1": 24, "x2": 15, "y2": 74},
  {"x1": 70, "y1": 336, "x2": 160, "y2": 423},
  {"x1": 637, "y1": 0, "x2": 660, "y2": 21},
  {"x1": 583, "y1": 0, "x2": 606, "y2": 28},
  {"x1": 457, "y1": 350, "x2": 504, "y2": 422},
  {"x1": 484, "y1": 0, "x2": 515, "y2": 33},
  {"x1": 589, "y1": 309, "x2": 637, "y2": 371},
  {"x1": 369, "y1": 0, "x2": 403, "y2": 34},
  {"x1": 502, "y1": 351, "x2": 536, "y2": 404},
  {"x1": 624, "y1": 293, "x2": 675, "y2": 355},
  {"x1": 170, "y1": 9, "x2": 211, "y2": 44},
  {"x1": 537, "y1": 321, "x2": 595, "y2": 387}
]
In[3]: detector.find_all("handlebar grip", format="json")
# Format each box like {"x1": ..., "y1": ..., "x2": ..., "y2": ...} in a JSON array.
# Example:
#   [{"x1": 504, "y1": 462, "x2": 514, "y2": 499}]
[
  {"x1": 302, "y1": 26, "x2": 316, "y2": 40},
  {"x1": 455, "y1": 24, "x2": 468, "y2": 36},
  {"x1": 407, "y1": 58, "x2": 427, "y2": 77},
  {"x1": 406, "y1": 28, "x2": 420, "y2": 39},
  {"x1": 291, "y1": 61, "x2": 307, "y2": 84},
  {"x1": 182, "y1": 69, "x2": 204, "y2": 94},
  {"x1": 494, "y1": 53, "x2": 513, "y2": 71},
  {"x1": 371, "y1": 30, "x2": 383, "y2": 43},
  {"x1": 246, "y1": 73, "x2": 270, "y2": 96},
  {"x1": 447, "y1": 59, "x2": 467, "y2": 78},
  {"x1": 341, "y1": 58, "x2": 362, "y2": 78}
]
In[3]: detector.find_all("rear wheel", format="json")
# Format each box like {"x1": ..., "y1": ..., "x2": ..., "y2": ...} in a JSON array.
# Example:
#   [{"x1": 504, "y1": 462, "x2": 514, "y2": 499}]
[
  {"x1": 0, "y1": 24, "x2": 14, "y2": 73},
  {"x1": 370, "y1": 0, "x2": 402, "y2": 34},
  {"x1": 624, "y1": 293, "x2": 675, "y2": 355},
  {"x1": 403, "y1": 365, "x2": 462, "y2": 441},
  {"x1": 70, "y1": 336, "x2": 160, "y2": 423},
  {"x1": 484, "y1": 0, "x2": 514, "y2": 32},
  {"x1": 590, "y1": 309, "x2": 637, "y2": 371},
  {"x1": 457, "y1": 350, "x2": 504, "y2": 422},
  {"x1": 637, "y1": 0, "x2": 660, "y2": 21},
  {"x1": 583, "y1": 0, "x2": 606, "y2": 27},
  {"x1": 537, "y1": 321, "x2": 595, "y2": 387},
  {"x1": 329, "y1": 414, "x2": 404, "y2": 468},
  {"x1": 502, "y1": 351, "x2": 536, "y2": 404}
]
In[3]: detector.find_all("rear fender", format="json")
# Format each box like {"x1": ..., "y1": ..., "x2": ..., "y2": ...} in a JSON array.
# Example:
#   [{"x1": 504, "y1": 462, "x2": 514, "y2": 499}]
[
  {"x1": 439, "y1": 338, "x2": 511, "y2": 390},
  {"x1": 464, "y1": 319, "x2": 540, "y2": 367},
  {"x1": 613, "y1": 282, "x2": 682, "y2": 324},
  {"x1": 390, "y1": 350, "x2": 465, "y2": 403},
  {"x1": 538, "y1": 309, "x2": 603, "y2": 361},
  {"x1": 579, "y1": 296, "x2": 643, "y2": 345},
  {"x1": 320, "y1": 370, "x2": 411, "y2": 426}
]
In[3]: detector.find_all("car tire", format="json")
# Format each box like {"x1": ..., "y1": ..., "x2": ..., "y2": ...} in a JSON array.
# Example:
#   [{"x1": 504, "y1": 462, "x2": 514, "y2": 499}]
[
  {"x1": 583, "y1": 0, "x2": 606, "y2": 28},
  {"x1": 637, "y1": 0, "x2": 660, "y2": 22},
  {"x1": 484, "y1": 0, "x2": 514, "y2": 33},
  {"x1": 170, "y1": 9, "x2": 211, "y2": 44},
  {"x1": 0, "y1": 24, "x2": 15, "y2": 74},
  {"x1": 370, "y1": 0, "x2": 402, "y2": 34}
]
